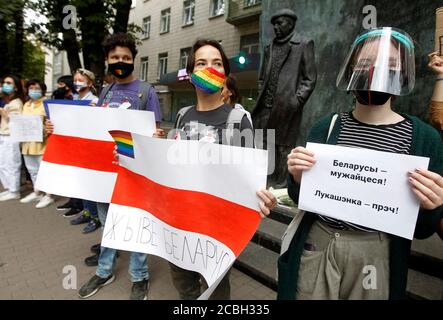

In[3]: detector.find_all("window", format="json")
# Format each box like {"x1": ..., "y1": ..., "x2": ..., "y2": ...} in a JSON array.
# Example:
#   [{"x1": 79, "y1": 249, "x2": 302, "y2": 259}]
[
  {"x1": 182, "y1": 0, "x2": 195, "y2": 26},
  {"x1": 140, "y1": 57, "x2": 149, "y2": 81},
  {"x1": 210, "y1": 0, "x2": 225, "y2": 17},
  {"x1": 160, "y1": 8, "x2": 171, "y2": 33},
  {"x1": 240, "y1": 33, "x2": 260, "y2": 54},
  {"x1": 158, "y1": 53, "x2": 168, "y2": 79},
  {"x1": 245, "y1": 0, "x2": 261, "y2": 7},
  {"x1": 142, "y1": 16, "x2": 151, "y2": 39},
  {"x1": 179, "y1": 47, "x2": 191, "y2": 69}
]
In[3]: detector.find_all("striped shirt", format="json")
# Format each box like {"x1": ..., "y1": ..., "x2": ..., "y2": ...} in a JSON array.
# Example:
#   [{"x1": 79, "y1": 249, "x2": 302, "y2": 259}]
[{"x1": 318, "y1": 112, "x2": 413, "y2": 232}]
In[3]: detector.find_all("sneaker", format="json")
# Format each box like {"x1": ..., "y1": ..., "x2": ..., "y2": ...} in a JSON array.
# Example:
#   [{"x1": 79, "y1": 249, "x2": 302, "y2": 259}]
[
  {"x1": 20, "y1": 192, "x2": 42, "y2": 204},
  {"x1": 84, "y1": 253, "x2": 99, "y2": 267},
  {"x1": 0, "y1": 191, "x2": 20, "y2": 202},
  {"x1": 83, "y1": 219, "x2": 101, "y2": 234},
  {"x1": 70, "y1": 210, "x2": 91, "y2": 225},
  {"x1": 78, "y1": 274, "x2": 115, "y2": 299},
  {"x1": 130, "y1": 279, "x2": 150, "y2": 300},
  {"x1": 90, "y1": 243, "x2": 101, "y2": 254},
  {"x1": 57, "y1": 200, "x2": 73, "y2": 211},
  {"x1": 35, "y1": 195, "x2": 54, "y2": 209},
  {"x1": 0, "y1": 190, "x2": 10, "y2": 197},
  {"x1": 63, "y1": 208, "x2": 82, "y2": 217}
]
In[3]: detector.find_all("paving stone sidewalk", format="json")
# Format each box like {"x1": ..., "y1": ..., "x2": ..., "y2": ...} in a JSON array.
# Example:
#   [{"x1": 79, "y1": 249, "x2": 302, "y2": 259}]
[{"x1": 0, "y1": 188, "x2": 276, "y2": 300}]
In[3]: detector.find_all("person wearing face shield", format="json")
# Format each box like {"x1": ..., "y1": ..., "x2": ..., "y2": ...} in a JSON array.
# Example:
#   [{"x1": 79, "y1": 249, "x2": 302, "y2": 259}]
[{"x1": 280, "y1": 28, "x2": 443, "y2": 300}]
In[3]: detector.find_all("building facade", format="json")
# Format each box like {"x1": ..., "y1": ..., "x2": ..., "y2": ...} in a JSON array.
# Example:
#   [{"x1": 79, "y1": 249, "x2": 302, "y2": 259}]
[{"x1": 129, "y1": 0, "x2": 262, "y2": 122}]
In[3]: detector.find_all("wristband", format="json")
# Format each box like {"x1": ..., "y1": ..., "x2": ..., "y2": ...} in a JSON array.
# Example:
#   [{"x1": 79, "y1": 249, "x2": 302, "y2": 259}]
[{"x1": 437, "y1": 76, "x2": 443, "y2": 81}]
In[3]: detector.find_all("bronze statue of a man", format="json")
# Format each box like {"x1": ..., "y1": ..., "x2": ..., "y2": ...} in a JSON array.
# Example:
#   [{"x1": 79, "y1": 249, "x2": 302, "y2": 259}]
[{"x1": 252, "y1": 9, "x2": 317, "y2": 188}]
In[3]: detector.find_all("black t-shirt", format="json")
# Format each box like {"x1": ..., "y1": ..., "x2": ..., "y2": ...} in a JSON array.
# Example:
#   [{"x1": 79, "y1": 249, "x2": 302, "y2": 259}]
[{"x1": 177, "y1": 104, "x2": 253, "y2": 147}]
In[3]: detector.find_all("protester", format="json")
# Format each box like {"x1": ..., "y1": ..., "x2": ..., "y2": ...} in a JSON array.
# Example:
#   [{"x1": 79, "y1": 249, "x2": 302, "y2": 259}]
[
  {"x1": 0, "y1": 76, "x2": 5, "y2": 108},
  {"x1": 52, "y1": 75, "x2": 76, "y2": 100},
  {"x1": 19, "y1": 79, "x2": 54, "y2": 208},
  {"x1": 68, "y1": 68, "x2": 101, "y2": 234},
  {"x1": 427, "y1": 51, "x2": 443, "y2": 240},
  {"x1": 158, "y1": 39, "x2": 276, "y2": 300},
  {"x1": 0, "y1": 75, "x2": 25, "y2": 201},
  {"x1": 221, "y1": 74, "x2": 253, "y2": 126},
  {"x1": 280, "y1": 27, "x2": 443, "y2": 300},
  {"x1": 73, "y1": 32, "x2": 162, "y2": 300},
  {"x1": 52, "y1": 75, "x2": 85, "y2": 216}
]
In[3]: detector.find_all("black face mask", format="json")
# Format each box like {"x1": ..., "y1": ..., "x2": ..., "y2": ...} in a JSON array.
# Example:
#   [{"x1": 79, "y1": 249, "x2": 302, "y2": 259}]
[
  {"x1": 108, "y1": 62, "x2": 134, "y2": 79},
  {"x1": 353, "y1": 90, "x2": 392, "y2": 106},
  {"x1": 53, "y1": 87, "x2": 68, "y2": 99}
]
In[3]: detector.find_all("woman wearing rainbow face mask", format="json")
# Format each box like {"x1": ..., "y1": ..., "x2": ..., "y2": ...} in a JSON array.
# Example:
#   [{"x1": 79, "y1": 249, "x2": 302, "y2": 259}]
[
  {"x1": 0, "y1": 75, "x2": 24, "y2": 202},
  {"x1": 164, "y1": 39, "x2": 277, "y2": 300},
  {"x1": 19, "y1": 79, "x2": 54, "y2": 209}
]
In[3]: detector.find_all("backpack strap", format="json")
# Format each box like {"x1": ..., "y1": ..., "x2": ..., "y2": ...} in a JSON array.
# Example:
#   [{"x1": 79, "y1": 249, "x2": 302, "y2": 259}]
[
  {"x1": 174, "y1": 105, "x2": 194, "y2": 129},
  {"x1": 225, "y1": 108, "x2": 247, "y2": 145},
  {"x1": 138, "y1": 81, "x2": 152, "y2": 110},
  {"x1": 97, "y1": 83, "x2": 115, "y2": 107}
]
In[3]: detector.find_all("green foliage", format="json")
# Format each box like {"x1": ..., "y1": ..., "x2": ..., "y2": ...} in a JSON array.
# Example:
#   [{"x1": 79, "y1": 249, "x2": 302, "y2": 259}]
[{"x1": 22, "y1": 41, "x2": 46, "y2": 80}]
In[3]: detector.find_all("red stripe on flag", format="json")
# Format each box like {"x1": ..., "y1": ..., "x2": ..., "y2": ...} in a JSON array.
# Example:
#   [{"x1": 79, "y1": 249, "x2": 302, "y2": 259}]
[
  {"x1": 111, "y1": 167, "x2": 261, "y2": 256},
  {"x1": 43, "y1": 134, "x2": 119, "y2": 173},
  {"x1": 109, "y1": 130, "x2": 132, "y2": 140}
]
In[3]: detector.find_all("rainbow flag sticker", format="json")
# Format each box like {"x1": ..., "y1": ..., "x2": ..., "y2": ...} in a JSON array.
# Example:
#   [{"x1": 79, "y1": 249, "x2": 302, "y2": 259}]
[{"x1": 109, "y1": 130, "x2": 135, "y2": 158}]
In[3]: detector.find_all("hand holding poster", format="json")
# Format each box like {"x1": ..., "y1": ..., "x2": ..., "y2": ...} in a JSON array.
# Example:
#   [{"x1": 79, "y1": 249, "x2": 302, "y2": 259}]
[
  {"x1": 9, "y1": 114, "x2": 43, "y2": 142},
  {"x1": 298, "y1": 143, "x2": 430, "y2": 239},
  {"x1": 102, "y1": 133, "x2": 268, "y2": 299},
  {"x1": 35, "y1": 101, "x2": 156, "y2": 202}
]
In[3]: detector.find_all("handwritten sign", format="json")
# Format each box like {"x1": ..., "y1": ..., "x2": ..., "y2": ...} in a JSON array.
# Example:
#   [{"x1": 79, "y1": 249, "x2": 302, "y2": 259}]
[
  {"x1": 102, "y1": 133, "x2": 268, "y2": 299},
  {"x1": 298, "y1": 143, "x2": 430, "y2": 239},
  {"x1": 9, "y1": 115, "x2": 43, "y2": 142}
]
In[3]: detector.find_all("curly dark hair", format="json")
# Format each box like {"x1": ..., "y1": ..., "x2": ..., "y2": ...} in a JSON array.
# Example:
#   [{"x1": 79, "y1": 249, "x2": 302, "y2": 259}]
[{"x1": 102, "y1": 33, "x2": 138, "y2": 59}]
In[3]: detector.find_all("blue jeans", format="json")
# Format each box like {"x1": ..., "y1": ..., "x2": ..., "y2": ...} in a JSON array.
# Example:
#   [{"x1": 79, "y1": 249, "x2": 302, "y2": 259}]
[
  {"x1": 96, "y1": 202, "x2": 149, "y2": 282},
  {"x1": 82, "y1": 200, "x2": 98, "y2": 218}
]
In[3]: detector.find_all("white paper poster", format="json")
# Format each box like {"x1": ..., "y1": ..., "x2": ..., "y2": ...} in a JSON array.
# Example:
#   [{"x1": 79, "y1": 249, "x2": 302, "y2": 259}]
[{"x1": 299, "y1": 143, "x2": 430, "y2": 239}]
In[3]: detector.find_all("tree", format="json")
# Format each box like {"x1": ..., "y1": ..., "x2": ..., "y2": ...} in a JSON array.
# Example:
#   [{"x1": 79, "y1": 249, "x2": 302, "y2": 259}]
[
  {"x1": 29, "y1": 0, "x2": 137, "y2": 82},
  {"x1": 0, "y1": 0, "x2": 26, "y2": 77}
]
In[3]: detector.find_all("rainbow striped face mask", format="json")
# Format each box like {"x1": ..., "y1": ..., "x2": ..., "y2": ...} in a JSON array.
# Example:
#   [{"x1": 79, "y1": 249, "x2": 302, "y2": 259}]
[{"x1": 190, "y1": 67, "x2": 226, "y2": 94}]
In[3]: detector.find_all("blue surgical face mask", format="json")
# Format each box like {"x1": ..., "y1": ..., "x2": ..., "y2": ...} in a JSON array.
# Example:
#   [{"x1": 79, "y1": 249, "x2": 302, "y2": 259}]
[
  {"x1": 28, "y1": 90, "x2": 42, "y2": 100},
  {"x1": 74, "y1": 82, "x2": 88, "y2": 91},
  {"x1": 2, "y1": 83, "x2": 14, "y2": 94}
]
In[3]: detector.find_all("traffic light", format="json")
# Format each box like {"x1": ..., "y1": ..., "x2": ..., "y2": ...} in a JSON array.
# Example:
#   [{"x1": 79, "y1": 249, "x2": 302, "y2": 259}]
[{"x1": 236, "y1": 51, "x2": 248, "y2": 69}]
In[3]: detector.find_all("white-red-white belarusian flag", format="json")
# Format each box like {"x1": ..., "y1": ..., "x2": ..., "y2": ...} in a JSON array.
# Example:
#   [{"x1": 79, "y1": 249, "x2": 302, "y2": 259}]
[
  {"x1": 102, "y1": 132, "x2": 268, "y2": 298},
  {"x1": 36, "y1": 102, "x2": 156, "y2": 202}
]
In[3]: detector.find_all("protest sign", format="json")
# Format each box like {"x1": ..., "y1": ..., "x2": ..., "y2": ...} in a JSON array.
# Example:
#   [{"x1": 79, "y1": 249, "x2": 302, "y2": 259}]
[
  {"x1": 299, "y1": 143, "x2": 429, "y2": 239},
  {"x1": 102, "y1": 132, "x2": 268, "y2": 298},
  {"x1": 9, "y1": 114, "x2": 43, "y2": 142},
  {"x1": 36, "y1": 102, "x2": 156, "y2": 202}
]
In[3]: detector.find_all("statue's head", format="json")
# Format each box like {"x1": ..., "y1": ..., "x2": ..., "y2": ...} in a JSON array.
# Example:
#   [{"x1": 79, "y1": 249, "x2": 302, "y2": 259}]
[{"x1": 271, "y1": 9, "x2": 297, "y2": 40}]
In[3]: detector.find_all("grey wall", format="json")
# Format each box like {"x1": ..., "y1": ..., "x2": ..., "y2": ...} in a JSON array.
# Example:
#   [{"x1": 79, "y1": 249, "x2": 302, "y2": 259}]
[{"x1": 261, "y1": 0, "x2": 443, "y2": 146}]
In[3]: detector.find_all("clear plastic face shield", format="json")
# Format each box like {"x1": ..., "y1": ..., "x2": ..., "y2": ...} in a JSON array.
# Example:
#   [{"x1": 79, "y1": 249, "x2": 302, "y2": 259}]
[{"x1": 336, "y1": 28, "x2": 415, "y2": 96}]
